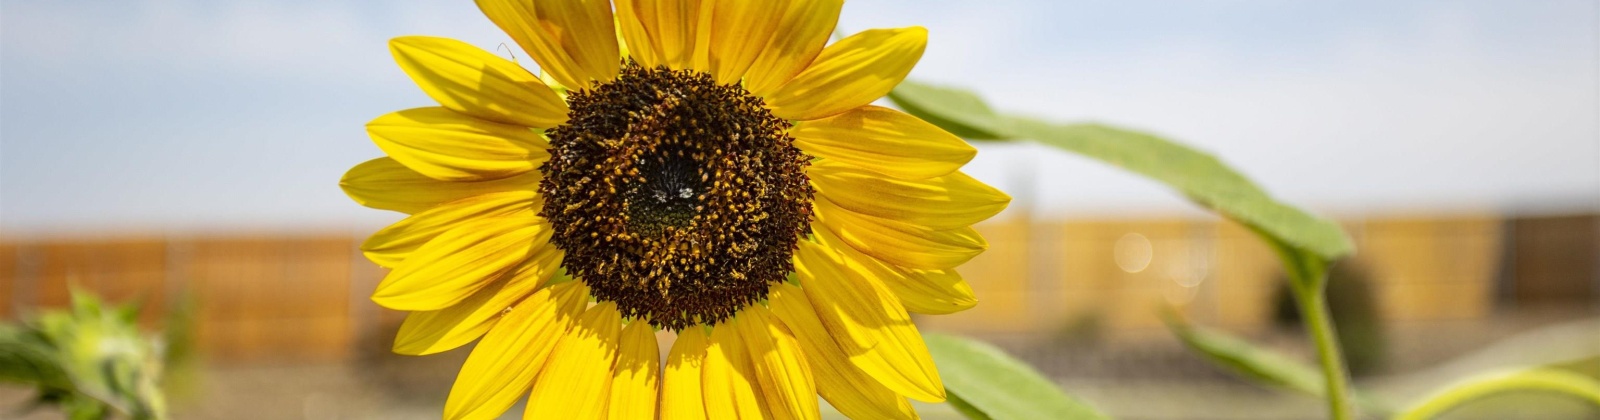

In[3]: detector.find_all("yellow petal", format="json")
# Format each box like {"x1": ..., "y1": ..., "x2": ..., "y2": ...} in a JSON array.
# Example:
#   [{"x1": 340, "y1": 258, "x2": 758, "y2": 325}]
[
  {"x1": 811, "y1": 161, "x2": 1009, "y2": 230},
  {"x1": 527, "y1": 302, "x2": 623, "y2": 419},
  {"x1": 661, "y1": 328, "x2": 710, "y2": 420},
  {"x1": 615, "y1": 0, "x2": 705, "y2": 70},
  {"x1": 341, "y1": 157, "x2": 540, "y2": 214},
  {"x1": 607, "y1": 320, "x2": 661, "y2": 420},
  {"x1": 389, "y1": 36, "x2": 567, "y2": 128},
  {"x1": 734, "y1": 306, "x2": 820, "y2": 420},
  {"x1": 817, "y1": 227, "x2": 978, "y2": 315},
  {"x1": 373, "y1": 216, "x2": 548, "y2": 311},
  {"x1": 476, "y1": 0, "x2": 619, "y2": 90},
  {"x1": 702, "y1": 323, "x2": 772, "y2": 418},
  {"x1": 701, "y1": 0, "x2": 790, "y2": 85},
  {"x1": 688, "y1": 0, "x2": 714, "y2": 72},
  {"x1": 612, "y1": 0, "x2": 656, "y2": 67},
  {"x1": 793, "y1": 236, "x2": 945, "y2": 402},
  {"x1": 392, "y1": 245, "x2": 563, "y2": 355},
  {"x1": 883, "y1": 267, "x2": 977, "y2": 315},
  {"x1": 812, "y1": 197, "x2": 987, "y2": 270},
  {"x1": 367, "y1": 107, "x2": 550, "y2": 182},
  {"x1": 768, "y1": 283, "x2": 918, "y2": 419},
  {"x1": 766, "y1": 27, "x2": 927, "y2": 121},
  {"x1": 362, "y1": 190, "x2": 541, "y2": 268},
  {"x1": 442, "y1": 281, "x2": 588, "y2": 420},
  {"x1": 742, "y1": 0, "x2": 842, "y2": 97},
  {"x1": 792, "y1": 105, "x2": 976, "y2": 180}
]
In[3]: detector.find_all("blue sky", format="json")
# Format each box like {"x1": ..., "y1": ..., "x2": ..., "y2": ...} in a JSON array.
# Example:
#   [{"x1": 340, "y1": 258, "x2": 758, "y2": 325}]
[{"x1": 3, "y1": 0, "x2": 1597, "y2": 233}]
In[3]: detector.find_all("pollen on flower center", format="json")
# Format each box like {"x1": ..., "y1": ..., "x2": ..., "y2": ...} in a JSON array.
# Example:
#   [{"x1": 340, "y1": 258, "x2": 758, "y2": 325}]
[{"x1": 538, "y1": 63, "x2": 813, "y2": 331}]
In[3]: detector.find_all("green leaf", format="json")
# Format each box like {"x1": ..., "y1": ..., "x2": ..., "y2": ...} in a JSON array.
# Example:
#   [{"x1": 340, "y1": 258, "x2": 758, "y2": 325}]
[
  {"x1": 1163, "y1": 313, "x2": 1390, "y2": 414},
  {"x1": 1394, "y1": 369, "x2": 1600, "y2": 420},
  {"x1": 924, "y1": 333, "x2": 1107, "y2": 419},
  {"x1": 0, "y1": 326, "x2": 72, "y2": 389},
  {"x1": 887, "y1": 79, "x2": 1352, "y2": 260},
  {"x1": 946, "y1": 392, "x2": 995, "y2": 420},
  {"x1": 1007, "y1": 119, "x2": 1353, "y2": 261},
  {"x1": 887, "y1": 80, "x2": 1014, "y2": 140},
  {"x1": 1164, "y1": 313, "x2": 1325, "y2": 394}
]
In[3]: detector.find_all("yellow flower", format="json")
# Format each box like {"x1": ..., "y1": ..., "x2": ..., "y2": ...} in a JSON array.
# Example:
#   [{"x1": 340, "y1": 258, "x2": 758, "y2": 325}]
[{"x1": 341, "y1": 0, "x2": 1010, "y2": 418}]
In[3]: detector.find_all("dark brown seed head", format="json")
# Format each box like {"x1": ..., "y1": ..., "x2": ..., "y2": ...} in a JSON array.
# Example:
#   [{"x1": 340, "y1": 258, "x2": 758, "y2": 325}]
[{"x1": 538, "y1": 63, "x2": 812, "y2": 331}]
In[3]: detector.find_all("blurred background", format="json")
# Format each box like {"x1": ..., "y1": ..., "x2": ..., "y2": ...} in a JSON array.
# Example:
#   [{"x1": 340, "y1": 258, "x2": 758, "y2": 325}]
[{"x1": 2, "y1": 0, "x2": 1598, "y2": 419}]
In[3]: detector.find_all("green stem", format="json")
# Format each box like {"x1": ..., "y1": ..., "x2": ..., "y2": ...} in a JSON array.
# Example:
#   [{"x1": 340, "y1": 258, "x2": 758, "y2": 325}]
[
  {"x1": 1292, "y1": 277, "x2": 1354, "y2": 420},
  {"x1": 1394, "y1": 369, "x2": 1600, "y2": 420},
  {"x1": 1247, "y1": 226, "x2": 1358, "y2": 419}
]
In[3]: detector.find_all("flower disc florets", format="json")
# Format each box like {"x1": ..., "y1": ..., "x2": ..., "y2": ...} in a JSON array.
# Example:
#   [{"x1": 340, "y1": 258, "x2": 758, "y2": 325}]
[{"x1": 539, "y1": 63, "x2": 813, "y2": 330}]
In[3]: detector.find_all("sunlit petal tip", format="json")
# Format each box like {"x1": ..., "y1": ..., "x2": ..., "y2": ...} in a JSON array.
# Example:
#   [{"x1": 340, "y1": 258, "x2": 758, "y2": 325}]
[
  {"x1": 791, "y1": 106, "x2": 977, "y2": 180},
  {"x1": 743, "y1": 0, "x2": 844, "y2": 97},
  {"x1": 361, "y1": 190, "x2": 542, "y2": 268},
  {"x1": 791, "y1": 238, "x2": 946, "y2": 402},
  {"x1": 812, "y1": 197, "x2": 988, "y2": 270},
  {"x1": 474, "y1": 0, "x2": 620, "y2": 90},
  {"x1": 884, "y1": 266, "x2": 978, "y2": 315},
  {"x1": 387, "y1": 36, "x2": 568, "y2": 128},
  {"x1": 811, "y1": 163, "x2": 1010, "y2": 230},
  {"x1": 766, "y1": 27, "x2": 929, "y2": 121},
  {"x1": 767, "y1": 283, "x2": 923, "y2": 419},
  {"x1": 390, "y1": 246, "x2": 563, "y2": 355},
  {"x1": 340, "y1": 157, "x2": 542, "y2": 215},
  {"x1": 366, "y1": 108, "x2": 551, "y2": 182},
  {"x1": 805, "y1": 211, "x2": 980, "y2": 315},
  {"x1": 372, "y1": 216, "x2": 547, "y2": 311}
]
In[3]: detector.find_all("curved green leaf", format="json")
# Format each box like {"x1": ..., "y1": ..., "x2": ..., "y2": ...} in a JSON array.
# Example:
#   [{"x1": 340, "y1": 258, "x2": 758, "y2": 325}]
[
  {"x1": 1164, "y1": 315, "x2": 1324, "y2": 394},
  {"x1": 1007, "y1": 119, "x2": 1353, "y2": 261},
  {"x1": 1394, "y1": 369, "x2": 1600, "y2": 420},
  {"x1": 1163, "y1": 314, "x2": 1391, "y2": 414},
  {"x1": 887, "y1": 80, "x2": 1014, "y2": 140},
  {"x1": 924, "y1": 333, "x2": 1107, "y2": 419},
  {"x1": 887, "y1": 79, "x2": 1352, "y2": 261}
]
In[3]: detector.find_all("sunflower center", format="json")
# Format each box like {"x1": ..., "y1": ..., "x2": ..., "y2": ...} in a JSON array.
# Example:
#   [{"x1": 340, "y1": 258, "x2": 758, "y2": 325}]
[{"x1": 538, "y1": 63, "x2": 813, "y2": 330}]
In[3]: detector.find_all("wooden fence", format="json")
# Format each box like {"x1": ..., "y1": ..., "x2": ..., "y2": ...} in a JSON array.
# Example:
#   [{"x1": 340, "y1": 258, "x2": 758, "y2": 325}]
[{"x1": 5, "y1": 214, "x2": 1588, "y2": 363}]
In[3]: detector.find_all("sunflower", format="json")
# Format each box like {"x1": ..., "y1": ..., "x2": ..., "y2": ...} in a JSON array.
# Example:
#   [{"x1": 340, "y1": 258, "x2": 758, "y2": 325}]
[{"x1": 341, "y1": 0, "x2": 1009, "y2": 418}]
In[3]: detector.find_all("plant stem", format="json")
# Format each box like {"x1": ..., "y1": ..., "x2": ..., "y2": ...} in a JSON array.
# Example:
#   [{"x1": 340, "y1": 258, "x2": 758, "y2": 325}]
[{"x1": 1293, "y1": 279, "x2": 1354, "y2": 420}]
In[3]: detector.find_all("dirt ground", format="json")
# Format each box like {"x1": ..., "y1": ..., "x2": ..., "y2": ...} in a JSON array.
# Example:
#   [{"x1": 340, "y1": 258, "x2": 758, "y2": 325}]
[{"x1": 4, "y1": 311, "x2": 1597, "y2": 419}]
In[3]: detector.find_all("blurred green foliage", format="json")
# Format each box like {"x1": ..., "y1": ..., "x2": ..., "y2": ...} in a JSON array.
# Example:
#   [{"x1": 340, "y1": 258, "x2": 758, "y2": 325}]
[
  {"x1": 1162, "y1": 311, "x2": 1395, "y2": 415},
  {"x1": 887, "y1": 78, "x2": 1600, "y2": 420},
  {"x1": 891, "y1": 78, "x2": 1359, "y2": 419},
  {"x1": 0, "y1": 291, "x2": 171, "y2": 420},
  {"x1": 924, "y1": 334, "x2": 1107, "y2": 420},
  {"x1": 1393, "y1": 369, "x2": 1600, "y2": 420}
]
